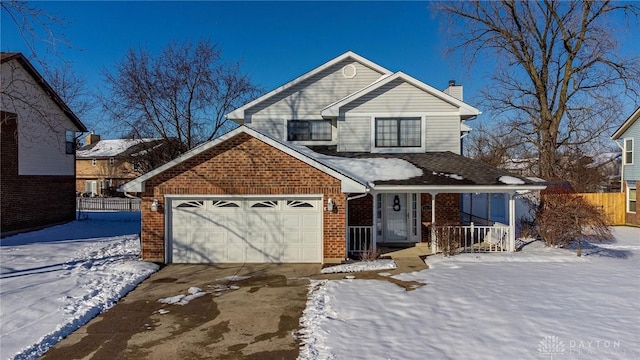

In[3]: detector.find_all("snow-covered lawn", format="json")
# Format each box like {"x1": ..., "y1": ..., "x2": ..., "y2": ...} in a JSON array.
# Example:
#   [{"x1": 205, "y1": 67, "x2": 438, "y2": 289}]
[
  {"x1": 298, "y1": 227, "x2": 640, "y2": 360},
  {"x1": 0, "y1": 212, "x2": 158, "y2": 360}
]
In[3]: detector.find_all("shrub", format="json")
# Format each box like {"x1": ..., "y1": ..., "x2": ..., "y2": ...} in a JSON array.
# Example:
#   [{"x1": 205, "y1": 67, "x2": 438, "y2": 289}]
[{"x1": 537, "y1": 193, "x2": 613, "y2": 256}]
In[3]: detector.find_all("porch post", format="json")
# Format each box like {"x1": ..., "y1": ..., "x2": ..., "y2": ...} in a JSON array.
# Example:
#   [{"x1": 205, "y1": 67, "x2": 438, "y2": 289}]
[
  {"x1": 431, "y1": 192, "x2": 437, "y2": 253},
  {"x1": 371, "y1": 192, "x2": 377, "y2": 252},
  {"x1": 508, "y1": 192, "x2": 516, "y2": 252}
]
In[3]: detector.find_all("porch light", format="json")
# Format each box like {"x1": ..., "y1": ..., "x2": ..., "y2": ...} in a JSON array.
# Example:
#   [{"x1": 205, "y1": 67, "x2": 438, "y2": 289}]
[
  {"x1": 151, "y1": 199, "x2": 159, "y2": 212},
  {"x1": 326, "y1": 198, "x2": 335, "y2": 212}
]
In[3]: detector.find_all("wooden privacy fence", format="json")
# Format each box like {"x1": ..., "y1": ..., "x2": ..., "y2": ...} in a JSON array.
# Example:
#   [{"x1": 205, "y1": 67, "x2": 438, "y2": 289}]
[
  {"x1": 574, "y1": 192, "x2": 625, "y2": 225},
  {"x1": 543, "y1": 192, "x2": 625, "y2": 225},
  {"x1": 77, "y1": 197, "x2": 141, "y2": 211}
]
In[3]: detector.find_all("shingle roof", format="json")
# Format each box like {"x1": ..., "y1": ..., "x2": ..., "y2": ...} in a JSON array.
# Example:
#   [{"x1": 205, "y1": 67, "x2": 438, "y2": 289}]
[
  {"x1": 307, "y1": 146, "x2": 541, "y2": 187},
  {"x1": 76, "y1": 138, "x2": 164, "y2": 159}
]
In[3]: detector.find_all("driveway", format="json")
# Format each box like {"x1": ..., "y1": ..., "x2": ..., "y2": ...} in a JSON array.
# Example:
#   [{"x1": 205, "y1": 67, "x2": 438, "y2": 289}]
[{"x1": 41, "y1": 263, "x2": 321, "y2": 360}]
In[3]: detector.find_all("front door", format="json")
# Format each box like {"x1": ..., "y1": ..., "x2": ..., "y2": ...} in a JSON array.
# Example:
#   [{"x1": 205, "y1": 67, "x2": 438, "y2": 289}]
[{"x1": 384, "y1": 193, "x2": 407, "y2": 242}]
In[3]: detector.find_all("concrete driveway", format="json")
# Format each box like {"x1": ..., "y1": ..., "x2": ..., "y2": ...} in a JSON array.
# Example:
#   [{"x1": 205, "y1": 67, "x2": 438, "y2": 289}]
[{"x1": 41, "y1": 263, "x2": 322, "y2": 360}]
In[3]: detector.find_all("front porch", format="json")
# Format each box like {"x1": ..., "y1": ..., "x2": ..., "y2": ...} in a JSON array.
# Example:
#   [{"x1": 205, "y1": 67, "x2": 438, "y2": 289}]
[{"x1": 346, "y1": 191, "x2": 519, "y2": 259}]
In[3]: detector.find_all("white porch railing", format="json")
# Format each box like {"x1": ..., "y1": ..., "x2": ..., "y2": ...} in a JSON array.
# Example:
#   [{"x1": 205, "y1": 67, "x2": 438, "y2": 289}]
[
  {"x1": 77, "y1": 197, "x2": 141, "y2": 211},
  {"x1": 434, "y1": 222, "x2": 510, "y2": 253},
  {"x1": 348, "y1": 226, "x2": 373, "y2": 256}
]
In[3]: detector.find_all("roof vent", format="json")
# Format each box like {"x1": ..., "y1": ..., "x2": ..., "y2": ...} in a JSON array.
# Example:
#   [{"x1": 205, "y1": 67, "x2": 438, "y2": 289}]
[{"x1": 342, "y1": 64, "x2": 357, "y2": 79}]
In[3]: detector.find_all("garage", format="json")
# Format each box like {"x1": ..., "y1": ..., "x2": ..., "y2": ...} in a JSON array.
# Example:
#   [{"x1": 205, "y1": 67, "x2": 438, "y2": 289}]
[{"x1": 168, "y1": 196, "x2": 323, "y2": 263}]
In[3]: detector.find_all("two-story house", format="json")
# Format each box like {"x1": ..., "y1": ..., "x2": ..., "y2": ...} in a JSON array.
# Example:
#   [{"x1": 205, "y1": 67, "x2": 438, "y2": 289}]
[
  {"x1": 122, "y1": 51, "x2": 545, "y2": 264},
  {"x1": 1, "y1": 53, "x2": 87, "y2": 235},
  {"x1": 612, "y1": 107, "x2": 640, "y2": 226},
  {"x1": 76, "y1": 133, "x2": 166, "y2": 197}
]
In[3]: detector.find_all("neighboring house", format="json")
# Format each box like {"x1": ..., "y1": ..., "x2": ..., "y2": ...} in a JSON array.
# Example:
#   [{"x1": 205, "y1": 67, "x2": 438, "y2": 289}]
[
  {"x1": 1, "y1": 52, "x2": 87, "y2": 235},
  {"x1": 611, "y1": 107, "x2": 640, "y2": 226},
  {"x1": 76, "y1": 133, "x2": 165, "y2": 197},
  {"x1": 122, "y1": 51, "x2": 545, "y2": 264}
]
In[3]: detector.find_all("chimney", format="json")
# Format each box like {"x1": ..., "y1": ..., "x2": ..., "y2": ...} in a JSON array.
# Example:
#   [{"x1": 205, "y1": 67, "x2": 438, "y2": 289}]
[
  {"x1": 444, "y1": 80, "x2": 463, "y2": 101},
  {"x1": 85, "y1": 131, "x2": 101, "y2": 146}
]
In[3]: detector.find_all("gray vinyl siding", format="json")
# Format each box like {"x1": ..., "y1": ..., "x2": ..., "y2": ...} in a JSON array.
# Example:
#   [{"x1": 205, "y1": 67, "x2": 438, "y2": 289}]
[
  {"x1": 338, "y1": 116, "x2": 370, "y2": 152},
  {"x1": 247, "y1": 59, "x2": 385, "y2": 118},
  {"x1": 247, "y1": 118, "x2": 285, "y2": 140},
  {"x1": 425, "y1": 115, "x2": 461, "y2": 153},
  {"x1": 340, "y1": 79, "x2": 458, "y2": 115},
  {"x1": 621, "y1": 120, "x2": 640, "y2": 181}
]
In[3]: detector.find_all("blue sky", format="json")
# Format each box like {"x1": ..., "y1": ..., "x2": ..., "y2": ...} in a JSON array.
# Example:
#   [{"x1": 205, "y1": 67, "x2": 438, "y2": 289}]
[{"x1": 1, "y1": 1, "x2": 638, "y2": 139}]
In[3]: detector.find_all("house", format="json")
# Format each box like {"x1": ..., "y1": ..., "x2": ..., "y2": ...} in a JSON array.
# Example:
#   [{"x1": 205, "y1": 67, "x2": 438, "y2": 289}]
[
  {"x1": 611, "y1": 107, "x2": 640, "y2": 226},
  {"x1": 122, "y1": 51, "x2": 546, "y2": 264},
  {"x1": 76, "y1": 133, "x2": 167, "y2": 197},
  {"x1": 1, "y1": 53, "x2": 87, "y2": 236}
]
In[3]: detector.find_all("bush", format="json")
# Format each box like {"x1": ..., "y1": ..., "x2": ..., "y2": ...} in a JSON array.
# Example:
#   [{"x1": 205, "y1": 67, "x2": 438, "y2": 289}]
[{"x1": 537, "y1": 193, "x2": 613, "y2": 256}]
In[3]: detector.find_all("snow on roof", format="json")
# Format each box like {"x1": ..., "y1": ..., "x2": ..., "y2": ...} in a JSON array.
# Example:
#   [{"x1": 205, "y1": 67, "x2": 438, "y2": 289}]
[
  {"x1": 499, "y1": 175, "x2": 526, "y2": 185},
  {"x1": 288, "y1": 142, "x2": 423, "y2": 184},
  {"x1": 77, "y1": 139, "x2": 161, "y2": 158}
]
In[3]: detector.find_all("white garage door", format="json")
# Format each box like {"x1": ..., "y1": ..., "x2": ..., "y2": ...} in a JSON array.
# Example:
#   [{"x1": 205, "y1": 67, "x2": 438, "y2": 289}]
[{"x1": 169, "y1": 197, "x2": 322, "y2": 263}]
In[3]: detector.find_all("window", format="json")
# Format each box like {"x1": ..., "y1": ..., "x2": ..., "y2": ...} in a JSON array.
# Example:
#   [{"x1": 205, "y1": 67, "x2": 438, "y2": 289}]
[
  {"x1": 287, "y1": 120, "x2": 332, "y2": 141},
  {"x1": 109, "y1": 158, "x2": 115, "y2": 166},
  {"x1": 628, "y1": 182, "x2": 637, "y2": 213},
  {"x1": 375, "y1": 117, "x2": 421, "y2": 147},
  {"x1": 65, "y1": 130, "x2": 75, "y2": 154},
  {"x1": 624, "y1": 138, "x2": 634, "y2": 165},
  {"x1": 133, "y1": 161, "x2": 140, "y2": 172},
  {"x1": 92, "y1": 159, "x2": 97, "y2": 166},
  {"x1": 251, "y1": 200, "x2": 279, "y2": 208}
]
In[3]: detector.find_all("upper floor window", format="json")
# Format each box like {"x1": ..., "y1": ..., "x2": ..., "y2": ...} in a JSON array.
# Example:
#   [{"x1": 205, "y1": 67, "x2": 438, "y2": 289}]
[
  {"x1": 375, "y1": 117, "x2": 421, "y2": 148},
  {"x1": 92, "y1": 159, "x2": 97, "y2": 166},
  {"x1": 65, "y1": 130, "x2": 75, "y2": 154},
  {"x1": 287, "y1": 120, "x2": 331, "y2": 141},
  {"x1": 624, "y1": 138, "x2": 634, "y2": 165},
  {"x1": 109, "y1": 158, "x2": 115, "y2": 166}
]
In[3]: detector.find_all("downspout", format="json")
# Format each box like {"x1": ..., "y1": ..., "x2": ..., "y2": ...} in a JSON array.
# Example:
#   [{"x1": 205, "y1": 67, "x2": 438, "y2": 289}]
[{"x1": 614, "y1": 140, "x2": 624, "y2": 192}]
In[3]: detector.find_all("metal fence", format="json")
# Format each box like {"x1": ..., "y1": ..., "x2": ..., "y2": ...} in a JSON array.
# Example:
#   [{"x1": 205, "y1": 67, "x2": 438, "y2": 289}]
[{"x1": 76, "y1": 197, "x2": 141, "y2": 211}]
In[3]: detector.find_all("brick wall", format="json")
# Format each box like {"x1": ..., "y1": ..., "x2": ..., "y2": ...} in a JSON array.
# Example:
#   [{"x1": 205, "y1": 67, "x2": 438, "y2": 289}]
[
  {"x1": 1, "y1": 112, "x2": 76, "y2": 234},
  {"x1": 347, "y1": 194, "x2": 373, "y2": 225},
  {"x1": 140, "y1": 132, "x2": 346, "y2": 262}
]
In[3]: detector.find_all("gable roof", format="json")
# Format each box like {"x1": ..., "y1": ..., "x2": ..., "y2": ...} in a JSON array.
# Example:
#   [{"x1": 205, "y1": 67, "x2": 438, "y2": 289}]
[
  {"x1": 321, "y1": 71, "x2": 482, "y2": 119},
  {"x1": 1, "y1": 52, "x2": 87, "y2": 132},
  {"x1": 611, "y1": 107, "x2": 640, "y2": 140},
  {"x1": 120, "y1": 126, "x2": 368, "y2": 193},
  {"x1": 76, "y1": 138, "x2": 164, "y2": 159},
  {"x1": 226, "y1": 51, "x2": 392, "y2": 120}
]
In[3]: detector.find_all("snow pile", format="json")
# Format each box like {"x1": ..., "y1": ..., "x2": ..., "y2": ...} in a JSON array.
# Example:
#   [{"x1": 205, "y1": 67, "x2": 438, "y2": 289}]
[
  {"x1": 298, "y1": 227, "x2": 640, "y2": 359},
  {"x1": 158, "y1": 287, "x2": 206, "y2": 305},
  {"x1": 220, "y1": 275, "x2": 251, "y2": 281},
  {"x1": 499, "y1": 175, "x2": 525, "y2": 185},
  {"x1": 320, "y1": 259, "x2": 397, "y2": 274},
  {"x1": 0, "y1": 212, "x2": 158, "y2": 360}
]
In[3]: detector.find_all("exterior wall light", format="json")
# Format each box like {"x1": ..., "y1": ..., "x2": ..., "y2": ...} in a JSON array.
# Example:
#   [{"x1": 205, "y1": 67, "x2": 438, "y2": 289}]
[
  {"x1": 151, "y1": 199, "x2": 159, "y2": 212},
  {"x1": 326, "y1": 198, "x2": 335, "y2": 212}
]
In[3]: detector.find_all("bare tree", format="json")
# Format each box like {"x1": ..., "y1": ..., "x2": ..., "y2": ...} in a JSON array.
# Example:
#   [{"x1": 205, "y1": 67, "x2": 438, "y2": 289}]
[
  {"x1": 101, "y1": 40, "x2": 262, "y2": 151},
  {"x1": 436, "y1": 1, "x2": 640, "y2": 179}
]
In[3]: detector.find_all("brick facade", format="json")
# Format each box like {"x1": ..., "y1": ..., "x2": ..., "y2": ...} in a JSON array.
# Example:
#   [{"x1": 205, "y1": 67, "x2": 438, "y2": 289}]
[
  {"x1": 1, "y1": 112, "x2": 76, "y2": 234},
  {"x1": 624, "y1": 180, "x2": 640, "y2": 226},
  {"x1": 140, "y1": 132, "x2": 346, "y2": 262}
]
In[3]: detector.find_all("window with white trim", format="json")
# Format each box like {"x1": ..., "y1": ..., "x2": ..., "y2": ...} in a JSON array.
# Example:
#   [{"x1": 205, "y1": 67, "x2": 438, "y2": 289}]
[
  {"x1": 375, "y1": 117, "x2": 421, "y2": 147},
  {"x1": 65, "y1": 130, "x2": 75, "y2": 154},
  {"x1": 627, "y1": 181, "x2": 636, "y2": 213},
  {"x1": 624, "y1": 138, "x2": 634, "y2": 165},
  {"x1": 287, "y1": 120, "x2": 332, "y2": 141}
]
